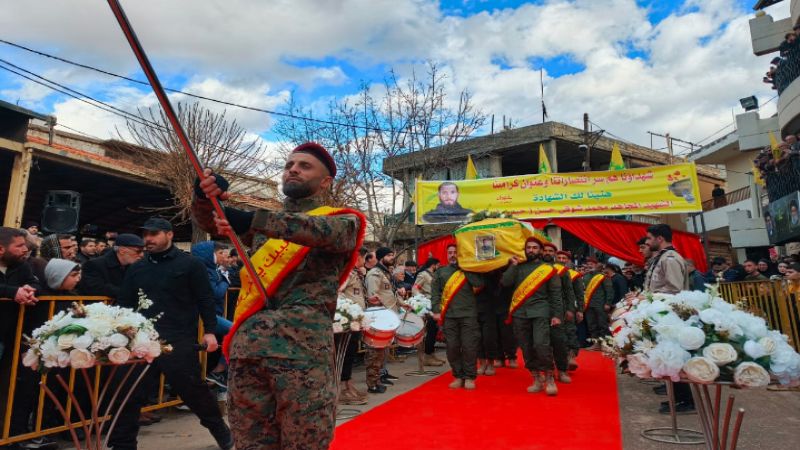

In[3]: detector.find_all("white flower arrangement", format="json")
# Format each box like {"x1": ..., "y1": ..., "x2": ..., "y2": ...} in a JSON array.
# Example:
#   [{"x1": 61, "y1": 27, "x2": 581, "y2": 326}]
[
  {"x1": 23, "y1": 290, "x2": 171, "y2": 372},
  {"x1": 405, "y1": 294, "x2": 432, "y2": 316},
  {"x1": 333, "y1": 295, "x2": 366, "y2": 333},
  {"x1": 607, "y1": 289, "x2": 800, "y2": 387}
]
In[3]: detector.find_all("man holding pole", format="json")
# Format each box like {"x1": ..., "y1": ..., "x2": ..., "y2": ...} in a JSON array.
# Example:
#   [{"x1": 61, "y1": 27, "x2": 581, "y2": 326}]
[{"x1": 194, "y1": 142, "x2": 366, "y2": 450}]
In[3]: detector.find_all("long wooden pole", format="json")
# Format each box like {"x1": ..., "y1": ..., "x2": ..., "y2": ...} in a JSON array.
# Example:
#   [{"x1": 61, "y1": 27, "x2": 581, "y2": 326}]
[{"x1": 106, "y1": 0, "x2": 267, "y2": 304}]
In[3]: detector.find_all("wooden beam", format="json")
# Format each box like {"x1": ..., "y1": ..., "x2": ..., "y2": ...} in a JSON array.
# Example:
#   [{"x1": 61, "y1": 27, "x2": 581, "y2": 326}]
[{"x1": 3, "y1": 148, "x2": 33, "y2": 227}]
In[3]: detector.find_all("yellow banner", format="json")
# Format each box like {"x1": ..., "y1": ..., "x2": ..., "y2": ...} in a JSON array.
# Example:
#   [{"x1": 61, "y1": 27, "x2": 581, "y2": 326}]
[{"x1": 415, "y1": 163, "x2": 702, "y2": 224}]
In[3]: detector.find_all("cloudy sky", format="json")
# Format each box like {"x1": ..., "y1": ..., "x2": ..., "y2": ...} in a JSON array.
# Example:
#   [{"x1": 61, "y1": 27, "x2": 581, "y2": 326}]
[{"x1": 0, "y1": 0, "x2": 790, "y2": 155}]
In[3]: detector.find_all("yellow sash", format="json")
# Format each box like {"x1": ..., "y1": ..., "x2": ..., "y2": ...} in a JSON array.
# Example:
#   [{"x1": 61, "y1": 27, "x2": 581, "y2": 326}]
[
  {"x1": 583, "y1": 274, "x2": 606, "y2": 311},
  {"x1": 553, "y1": 263, "x2": 568, "y2": 277},
  {"x1": 439, "y1": 270, "x2": 467, "y2": 323},
  {"x1": 569, "y1": 269, "x2": 581, "y2": 282},
  {"x1": 222, "y1": 206, "x2": 366, "y2": 356},
  {"x1": 506, "y1": 264, "x2": 556, "y2": 323}
]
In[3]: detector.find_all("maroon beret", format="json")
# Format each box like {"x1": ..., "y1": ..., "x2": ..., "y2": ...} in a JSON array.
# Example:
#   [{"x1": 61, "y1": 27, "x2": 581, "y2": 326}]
[
  {"x1": 292, "y1": 142, "x2": 336, "y2": 177},
  {"x1": 542, "y1": 241, "x2": 558, "y2": 250}
]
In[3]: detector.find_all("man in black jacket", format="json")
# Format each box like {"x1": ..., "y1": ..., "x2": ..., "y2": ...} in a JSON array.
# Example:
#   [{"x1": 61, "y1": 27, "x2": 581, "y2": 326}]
[
  {"x1": 108, "y1": 218, "x2": 232, "y2": 450},
  {"x1": 78, "y1": 233, "x2": 144, "y2": 300}
]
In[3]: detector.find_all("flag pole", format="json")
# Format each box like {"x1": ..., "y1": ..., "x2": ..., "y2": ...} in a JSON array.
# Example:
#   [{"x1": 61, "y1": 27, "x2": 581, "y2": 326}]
[{"x1": 106, "y1": 0, "x2": 268, "y2": 303}]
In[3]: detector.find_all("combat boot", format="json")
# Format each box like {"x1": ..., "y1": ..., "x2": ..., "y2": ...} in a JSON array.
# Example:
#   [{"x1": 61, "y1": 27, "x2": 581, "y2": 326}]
[
  {"x1": 464, "y1": 379, "x2": 476, "y2": 390},
  {"x1": 477, "y1": 359, "x2": 487, "y2": 375},
  {"x1": 493, "y1": 360, "x2": 503, "y2": 368},
  {"x1": 558, "y1": 371, "x2": 572, "y2": 384},
  {"x1": 449, "y1": 378, "x2": 464, "y2": 389},
  {"x1": 545, "y1": 371, "x2": 558, "y2": 396},
  {"x1": 508, "y1": 359, "x2": 519, "y2": 369},
  {"x1": 526, "y1": 372, "x2": 543, "y2": 393},
  {"x1": 423, "y1": 354, "x2": 444, "y2": 366},
  {"x1": 484, "y1": 361, "x2": 496, "y2": 376},
  {"x1": 568, "y1": 351, "x2": 579, "y2": 371}
]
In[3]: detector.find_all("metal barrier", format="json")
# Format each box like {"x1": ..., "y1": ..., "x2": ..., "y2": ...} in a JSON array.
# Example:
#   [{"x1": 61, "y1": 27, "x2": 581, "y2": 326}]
[
  {"x1": 0, "y1": 292, "x2": 233, "y2": 446},
  {"x1": 718, "y1": 280, "x2": 800, "y2": 352}
]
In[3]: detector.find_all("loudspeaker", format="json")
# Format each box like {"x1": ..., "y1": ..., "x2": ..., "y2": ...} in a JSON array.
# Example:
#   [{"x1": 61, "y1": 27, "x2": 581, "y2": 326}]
[{"x1": 41, "y1": 190, "x2": 81, "y2": 234}]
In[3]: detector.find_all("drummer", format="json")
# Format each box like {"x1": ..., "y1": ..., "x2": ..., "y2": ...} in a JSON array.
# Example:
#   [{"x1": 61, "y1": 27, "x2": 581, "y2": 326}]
[
  {"x1": 365, "y1": 247, "x2": 404, "y2": 393},
  {"x1": 338, "y1": 247, "x2": 370, "y2": 405},
  {"x1": 431, "y1": 243, "x2": 484, "y2": 390}
]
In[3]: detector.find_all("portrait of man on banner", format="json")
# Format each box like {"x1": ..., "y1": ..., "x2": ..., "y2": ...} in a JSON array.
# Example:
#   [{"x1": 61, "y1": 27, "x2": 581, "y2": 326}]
[
  {"x1": 475, "y1": 235, "x2": 496, "y2": 261},
  {"x1": 421, "y1": 181, "x2": 473, "y2": 223}
]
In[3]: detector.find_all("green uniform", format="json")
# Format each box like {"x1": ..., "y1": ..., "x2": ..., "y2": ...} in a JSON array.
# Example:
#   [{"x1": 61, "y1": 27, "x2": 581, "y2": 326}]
[
  {"x1": 476, "y1": 271, "x2": 501, "y2": 361},
  {"x1": 583, "y1": 270, "x2": 614, "y2": 340},
  {"x1": 550, "y1": 266, "x2": 575, "y2": 372},
  {"x1": 431, "y1": 264, "x2": 484, "y2": 380},
  {"x1": 565, "y1": 270, "x2": 585, "y2": 353},
  {"x1": 501, "y1": 258, "x2": 562, "y2": 373},
  {"x1": 195, "y1": 195, "x2": 362, "y2": 450}
]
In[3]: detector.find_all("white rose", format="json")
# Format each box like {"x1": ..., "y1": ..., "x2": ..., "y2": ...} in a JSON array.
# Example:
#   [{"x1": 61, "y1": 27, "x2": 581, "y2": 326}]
[
  {"x1": 108, "y1": 333, "x2": 129, "y2": 348},
  {"x1": 108, "y1": 347, "x2": 131, "y2": 365},
  {"x1": 22, "y1": 348, "x2": 40, "y2": 370},
  {"x1": 627, "y1": 353, "x2": 652, "y2": 378},
  {"x1": 350, "y1": 321, "x2": 361, "y2": 332},
  {"x1": 758, "y1": 337, "x2": 778, "y2": 355},
  {"x1": 743, "y1": 340, "x2": 767, "y2": 360},
  {"x1": 683, "y1": 357, "x2": 720, "y2": 383},
  {"x1": 69, "y1": 349, "x2": 96, "y2": 369},
  {"x1": 144, "y1": 341, "x2": 162, "y2": 363},
  {"x1": 72, "y1": 334, "x2": 94, "y2": 350},
  {"x1": 702, "y1": 343, "x2": 738, "y2": 366},
  {"x1": 677, "y1": 327, "x2": 706, "y2": 351},
  {"x1": 57, "y1": 334, "x2": 78, "y2": 350},
  {"x1": 648, "y1": 341, "x2": 691, "y2": 382},
  {"x1": 57, "y1": 351, "x2": 71, "y2": 368},
  {"x1": 733, "y1": 362, "x2": 770, "y2": 388}
]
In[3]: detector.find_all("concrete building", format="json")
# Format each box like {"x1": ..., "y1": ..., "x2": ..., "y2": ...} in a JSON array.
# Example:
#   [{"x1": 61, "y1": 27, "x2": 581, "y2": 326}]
[
  {"x1": 0, "y1": 100, "x2": 280, "y2": 241},
  {"x1": 382, "y1": 120, "x2": 724, "y2": 252}
]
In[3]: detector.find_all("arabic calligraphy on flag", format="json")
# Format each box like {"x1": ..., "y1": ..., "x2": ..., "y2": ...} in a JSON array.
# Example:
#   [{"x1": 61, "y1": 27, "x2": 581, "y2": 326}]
[{"x1": 414, "y1": 163, "x2": 702, "y2": 224}]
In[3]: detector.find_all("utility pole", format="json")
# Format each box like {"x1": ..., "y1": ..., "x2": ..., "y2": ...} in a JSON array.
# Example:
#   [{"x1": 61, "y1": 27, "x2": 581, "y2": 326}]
[
  {"x1": 666, "y1": 132, "x2": 673, "y2": 164},
  {"x1": 583, "y1": 112, "x2": 590, "y2": 171}
]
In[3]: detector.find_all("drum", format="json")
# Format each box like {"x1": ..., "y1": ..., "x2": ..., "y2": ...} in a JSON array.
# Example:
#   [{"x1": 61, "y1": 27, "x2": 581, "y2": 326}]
[
  {"x1": 362, "y1": 307, "x2": 400, "y2": 348},
  {"x1": 395, "y1": 312, "x2": 425, "y2": 348}
]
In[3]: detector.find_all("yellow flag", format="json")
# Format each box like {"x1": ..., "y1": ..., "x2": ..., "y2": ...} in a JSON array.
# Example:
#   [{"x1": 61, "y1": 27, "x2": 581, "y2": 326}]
[
  {"x1": 752, "y1": 163, "x2": 765, "y2": 187},
  {"x1": 465, "y1": 155, "x2": 478, "y2": 180},
  {"x1": 609, "y1": 143, "x2": 626, "y2": 171},
  {"x1": 768, "y1": 131, "x2": 783, "y2": 160},
  {"x1": 538, "y1": 144, "x2": 551, "y2": 174}
]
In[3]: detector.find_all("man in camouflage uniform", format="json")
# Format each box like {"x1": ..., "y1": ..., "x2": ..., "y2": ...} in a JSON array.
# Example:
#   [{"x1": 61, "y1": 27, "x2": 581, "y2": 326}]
[
  {"x1": 194, "y1": 142, "x2": 364, "y2": 450},
  {"x1": 431, "y1": 243, "x2": 484, "y2": 389},
  {"x1": 556, "y1": 250, "x2": 584, "y2": 371},
  {"x1": 365, "y1": 247, "x2": 402, "y2": 393},
  {"x1": 338, "y1": 246, "x2": 370, "y2": 405},
  {"x1": 541, "y1": 242, "x2": 575, "y2": 383},
  {"x1": 501, "y1": 237, "x2": 562, "y2": 395},
  {"x1": 582, "y1": 257, "x2": 615, "y2": 348}
]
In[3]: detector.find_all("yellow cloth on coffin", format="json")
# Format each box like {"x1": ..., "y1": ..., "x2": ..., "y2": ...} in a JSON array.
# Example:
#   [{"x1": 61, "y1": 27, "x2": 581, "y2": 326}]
[{"x1": 454, "y1": 218, "x2": 534, "y2": 273}]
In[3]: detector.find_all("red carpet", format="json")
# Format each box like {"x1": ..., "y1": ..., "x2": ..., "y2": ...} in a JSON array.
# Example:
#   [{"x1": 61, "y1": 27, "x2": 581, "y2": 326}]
[{"x1": 331, "y1": 351, "x2": 622, "y2": 450}]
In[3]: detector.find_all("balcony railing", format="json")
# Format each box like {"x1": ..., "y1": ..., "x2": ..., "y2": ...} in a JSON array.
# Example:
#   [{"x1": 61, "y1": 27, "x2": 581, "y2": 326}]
[
  {"x1": 773, "y1": 44, "x2": 800, "y2": 94},
  {"x1": 700, "y1": 186, "x2": 752, "y2": 211}
]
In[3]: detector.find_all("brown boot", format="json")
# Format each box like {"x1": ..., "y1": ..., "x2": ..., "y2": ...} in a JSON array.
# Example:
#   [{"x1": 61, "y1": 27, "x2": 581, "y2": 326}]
[
  {"x1": 568, "y1": 351, "x2": 579, "y2": 371},
  {"x1": 339, "y1": 389, "x2": 367, "y2": 405},
  {"x1": 509, "y1": 359, "x2": 519, "y2": 369},
  {"x1": 558, "y1": 371, "x2": 572, "y2": 384},
  {"x1": 449, "y1": 378, "x2": 464, "y2": 389},
  {"x1": 484, "y1": 361, "x2": 496, "y2": 376},
  {"x1": 423, "y1": 354, "x2": 445, "y2": 366},
  {"x1": 527, "y1": 372, "x2": 543, "y2": 393},
  {"x1": 493, "y1": 360, "x2": 504, "y2": 368},
  {"x1": 464, "y1": 379, "x2": 476, "y2": 390},
  {"x1": 545, "y1": 372, "x2": 558, "y2": 396},
  {"x1": 349, "y1": 385, "x2": 368, "y2": 399},
  {"x1": 477, "y1": 359, "x2": 487, "y2": 375}
]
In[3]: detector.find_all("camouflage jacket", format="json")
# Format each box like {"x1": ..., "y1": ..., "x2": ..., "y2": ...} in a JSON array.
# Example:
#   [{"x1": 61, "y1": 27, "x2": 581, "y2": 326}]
[{"x1": 193, "y1": 195, "x2": 362, "y2": 361}]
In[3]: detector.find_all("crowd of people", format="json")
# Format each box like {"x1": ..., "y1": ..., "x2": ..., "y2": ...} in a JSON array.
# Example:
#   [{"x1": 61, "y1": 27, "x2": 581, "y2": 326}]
[{"x1": 763, "y1": 24, "x2": 800, "y2": 93}]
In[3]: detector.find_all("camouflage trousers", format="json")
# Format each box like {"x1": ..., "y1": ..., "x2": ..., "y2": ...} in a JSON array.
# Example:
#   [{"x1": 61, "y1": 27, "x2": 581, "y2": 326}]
[
  {"x1": 365, "y1": 347, "x2": 385, "y2": 388},
  {"x1": 228, "y1": 357, "x2": 336, "y2": 450}
]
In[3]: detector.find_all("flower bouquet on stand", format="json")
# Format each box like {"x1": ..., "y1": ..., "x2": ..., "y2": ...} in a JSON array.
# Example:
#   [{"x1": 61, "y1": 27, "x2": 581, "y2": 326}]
[
  {"x1": 405, "y1": 294, "x2": 432, "y2": 316},
  {"x1": 604, "y1": 288, "x2": 800, "y2": 447},
  {"x1": 22, "y1": 291, "x2": 170, "y2": 450}
]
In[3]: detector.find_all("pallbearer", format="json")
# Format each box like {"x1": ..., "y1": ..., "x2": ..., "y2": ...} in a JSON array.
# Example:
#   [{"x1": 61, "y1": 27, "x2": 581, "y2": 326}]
[
  {"x1": 501, "y1": 236, "x2": 562, "y2": 396},
  {"x1": 556, "y1": 250, "x2": 584, "y2": 371},
  {"x1": 541, "y1": 241, "x2": 574, "y2": 383},
  {"x1": 431, "y1": 243, "x2": 484, "y2": 389},
  {"x1": 582, "y1": 257, "x2": 615, "y2": 348}
]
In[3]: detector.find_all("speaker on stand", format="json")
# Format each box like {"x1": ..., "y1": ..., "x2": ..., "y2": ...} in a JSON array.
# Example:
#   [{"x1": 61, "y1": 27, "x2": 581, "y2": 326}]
[{"x1": 41, "y1": 190, "x2": 81, "y2": 235}]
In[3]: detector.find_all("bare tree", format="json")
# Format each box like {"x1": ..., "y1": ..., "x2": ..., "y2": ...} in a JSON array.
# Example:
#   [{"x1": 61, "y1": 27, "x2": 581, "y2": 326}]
[
  {"x1": 273, "y1": 62, "x2": 486, "y2": 245},
  {"x1": 118, "y1": 101, "x2": 277, "y2": 241}
]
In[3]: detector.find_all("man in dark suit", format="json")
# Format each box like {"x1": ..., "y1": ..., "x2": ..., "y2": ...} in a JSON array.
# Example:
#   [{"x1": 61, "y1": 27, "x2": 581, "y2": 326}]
[{"x1": 78, "y1": 233, "x2": 145, "y2": 300}]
